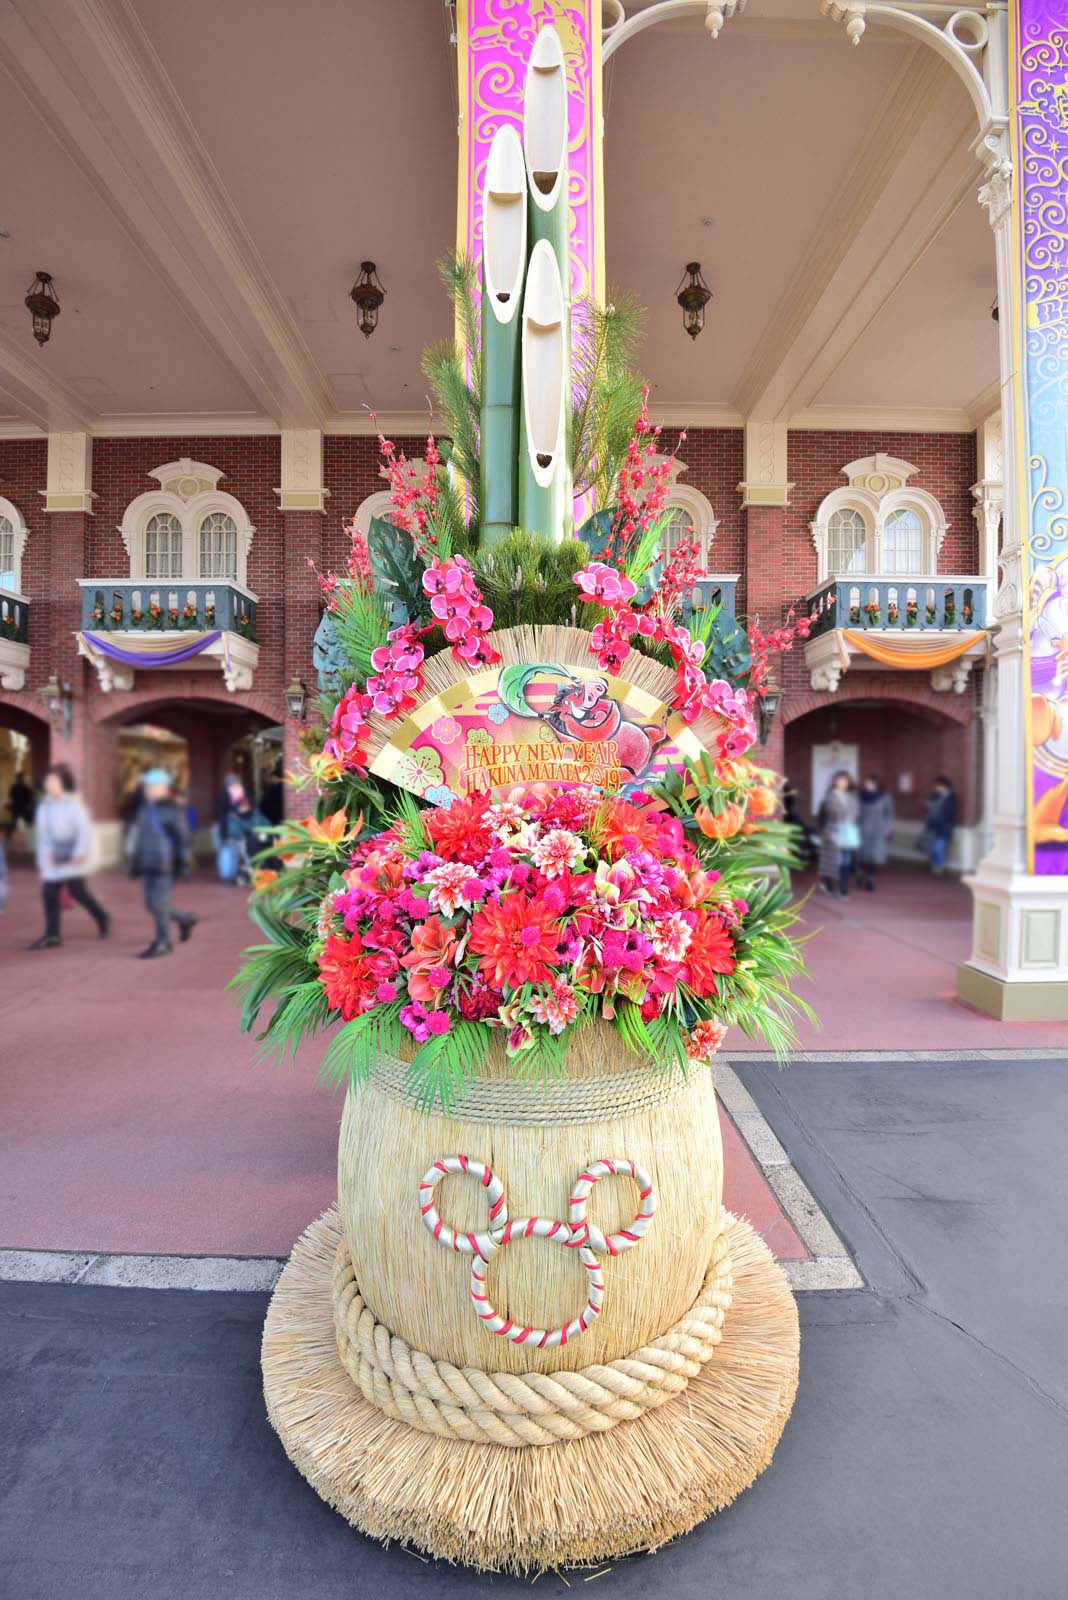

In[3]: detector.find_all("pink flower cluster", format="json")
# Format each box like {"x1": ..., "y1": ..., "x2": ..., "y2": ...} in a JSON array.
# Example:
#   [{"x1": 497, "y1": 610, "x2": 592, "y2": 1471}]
[
  {"x1": 323, "y1": 684, "x2": 373, "y2": 775},
  {"x1": 377, "y1": 427, "x2": 442, "y2": 557},
  {"x1": 607, "y1": 389, "x2": 685, "y2": 562},
  {"x1": 573, "y1": 556, "x2": 758, "y2": 755},
  {"x1": 422, "y1": 555, "x2": 499, "y2": 668},
  {"x1": 314, "y1": 788, "x2": 738, "y2": 1061},
  {"x1": 367, "y1": 623, "x2": 425, "y2": 717}
]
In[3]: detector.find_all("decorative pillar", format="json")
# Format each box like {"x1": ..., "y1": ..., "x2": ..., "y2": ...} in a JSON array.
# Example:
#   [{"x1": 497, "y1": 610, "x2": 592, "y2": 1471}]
[
  {"x1": 971, "y1": 414, "x2": 1003, "y2": 865},
  {"x1": 957, "y1": 18, "x2": 1068, "y2": 1019},
  {"x1": 277, "y1": 430, "x2": 327, "y2": 816},
  {"x1": 39, "y1": 432, "x2": 105, "y2": 833},
  {"x1": 740, "y1": 421, "x2": 794, "y2": 777}
]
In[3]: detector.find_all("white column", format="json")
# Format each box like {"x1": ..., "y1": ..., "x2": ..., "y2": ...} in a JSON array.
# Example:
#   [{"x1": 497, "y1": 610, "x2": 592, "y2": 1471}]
[
  {"x1": 41, "y1": 431, "x2": 95, "y2": 514},
  {"x1": 957, "y1": 137, "x2": 1068, "y2": 1019},
  {"x1": 276, "y1": 429, "x2": 328, "y2": 513}
]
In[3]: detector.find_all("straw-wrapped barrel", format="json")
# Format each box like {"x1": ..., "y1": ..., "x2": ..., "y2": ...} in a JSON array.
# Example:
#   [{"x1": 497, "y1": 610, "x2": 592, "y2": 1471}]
[{"x1": 336, "y1": 1026, "x2": 723, "y2": 1376}]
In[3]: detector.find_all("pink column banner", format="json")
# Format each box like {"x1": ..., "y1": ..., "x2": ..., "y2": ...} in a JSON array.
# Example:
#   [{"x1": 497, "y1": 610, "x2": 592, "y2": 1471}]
[
  {"x1": 455, "y1": 0, "x2": 604, "y2": 307},
  {"x1": 1016, "y1": 6, "x2": 1068, "y2": 872}
]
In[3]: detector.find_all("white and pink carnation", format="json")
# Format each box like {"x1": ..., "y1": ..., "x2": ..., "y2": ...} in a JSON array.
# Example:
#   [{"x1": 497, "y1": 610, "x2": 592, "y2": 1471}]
[
  {"x1": 423, "y1": 860, "x2": 482, "y2": 917},
  {"x1": 648, "y1": 911, "x2": 693, "y2": 963},
  {"x1": 529, "y1": 978, "x2": 580, "y2": 1035},
  {"x1": 532, "y1": 828, "x2": 586, "y2": 879}
]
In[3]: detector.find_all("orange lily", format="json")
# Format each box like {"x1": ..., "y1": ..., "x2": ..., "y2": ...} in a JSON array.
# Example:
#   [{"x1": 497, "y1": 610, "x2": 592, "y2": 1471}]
[
  {"x1": 306, "y1": 807, "x2": 361, "y2": 847},
  {"x1": 695, "y1": 802, "x2": 745, "y2": 840}
]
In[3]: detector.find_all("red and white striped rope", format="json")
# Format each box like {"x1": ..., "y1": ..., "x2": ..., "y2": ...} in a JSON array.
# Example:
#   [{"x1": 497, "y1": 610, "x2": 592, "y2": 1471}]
[{"x1": 417, "y1": 1153, "x2": 656, "y2": 1351}]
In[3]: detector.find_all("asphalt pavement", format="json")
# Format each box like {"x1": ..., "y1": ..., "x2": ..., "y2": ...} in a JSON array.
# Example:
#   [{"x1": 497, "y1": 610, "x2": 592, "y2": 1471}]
[{"x1": 4, "y1": 1055, "x2": 1067, "y2": 1600}]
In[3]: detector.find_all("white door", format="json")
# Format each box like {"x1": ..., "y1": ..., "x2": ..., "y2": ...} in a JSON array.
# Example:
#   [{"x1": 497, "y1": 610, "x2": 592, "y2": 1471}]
[{"x1": 811, "y1": 742, "x2": 859, "y2": 816}]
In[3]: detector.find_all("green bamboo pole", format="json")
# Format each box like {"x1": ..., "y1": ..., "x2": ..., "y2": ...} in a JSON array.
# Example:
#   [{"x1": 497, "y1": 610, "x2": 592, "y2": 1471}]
[
  {"x1": 519, "y1": 239, "x2": 569, "y2": 543},
  {"x1": 520, "y1": 25, "x2": 571, "y2": 544},
  {"x1": 480, "y1": 126, "x2": 526, "y2": 548}
]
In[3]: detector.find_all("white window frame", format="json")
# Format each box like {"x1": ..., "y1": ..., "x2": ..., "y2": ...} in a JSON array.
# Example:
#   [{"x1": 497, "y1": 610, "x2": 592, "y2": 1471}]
[
  {"x1": 120, "y1": 461, "x2": 254, "y2": 585},
  {"x1": 0, "y1": 495, "x2": 29, "y2": 595},
  {"x1": 661, "y1": 482, "x2": 719, "y2": 571},
  {"x1": 810, "y1": 485, "x2": 949, "y2": 581}
]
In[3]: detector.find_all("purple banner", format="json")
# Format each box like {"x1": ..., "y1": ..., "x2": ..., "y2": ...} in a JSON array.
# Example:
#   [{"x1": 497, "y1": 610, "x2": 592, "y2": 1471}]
[
  {"x1": 1017, "y1": 8, "x2": 1068, "y2": 872},
  {"x1": 82, "y1": 630, "x2": 222, "y2": 668}
]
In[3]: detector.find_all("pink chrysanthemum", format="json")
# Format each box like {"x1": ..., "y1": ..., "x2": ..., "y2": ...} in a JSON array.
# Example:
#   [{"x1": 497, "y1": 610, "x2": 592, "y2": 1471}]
[
  {"x1": 648, "y1": 911, "x2": 693, "y2": 964},
  {"x1": 529, "y1": 978, "x2": 580, "y2": 1036},
  {"x1": 532, "y1": 828, "x2": 585, "y2": 880},
  {"x1": 423, "y1": 860, "x2": 482, "y2": 918}
]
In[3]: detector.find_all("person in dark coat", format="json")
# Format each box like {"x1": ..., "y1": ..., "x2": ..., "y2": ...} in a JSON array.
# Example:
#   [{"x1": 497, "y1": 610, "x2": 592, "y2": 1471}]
[
  {"x1": 128, "y1": 767, "x2": 198, "y2": 959},
  {"x1": 923, "y1": 775, "x2": 957, "y2": 875},
  {"x1": 858, "y1": 774, "x2": 894, "y2": 890}
]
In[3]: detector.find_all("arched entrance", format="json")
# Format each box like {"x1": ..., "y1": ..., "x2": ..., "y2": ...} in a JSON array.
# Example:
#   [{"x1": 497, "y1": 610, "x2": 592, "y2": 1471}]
[
  {"x1": 99, "y1": 697, "x2": 282, "y2": 858},
  {"x1": 0, "y1": 701, "x2": 51, "y2": 857},
  {"x1": 784, "y1": 695, "x2": 980, "y2": 872}
]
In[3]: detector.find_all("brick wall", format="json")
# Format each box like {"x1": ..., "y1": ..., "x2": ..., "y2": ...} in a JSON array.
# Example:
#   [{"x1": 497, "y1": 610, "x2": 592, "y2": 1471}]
[{"x1": 0, "y1": 427, "x2": 984, "y2": 831}]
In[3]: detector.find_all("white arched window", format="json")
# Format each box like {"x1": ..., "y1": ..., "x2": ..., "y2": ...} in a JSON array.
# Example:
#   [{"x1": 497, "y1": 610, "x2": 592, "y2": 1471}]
[
  {"x1": 145, "y1": 512, "x2": 183, "y2": 580},
  {"x1": 0, "y1": 497, "x2": 29, "y2": 594},
  {"x1": 199, "y1": 511, "x2": 238, "y2": 580},
  {"x1": 660, "y1": 475, "x2": 718, "y2": 571},
  {"x1": 826, "y1": 507, "x2": 868, "y2": 574},
  {"x1": 810, "y1": 455, "x2": 948, "y2": 582},
  {"x1": 120, "y1": 459, "x2": 254, "y2": 586}
]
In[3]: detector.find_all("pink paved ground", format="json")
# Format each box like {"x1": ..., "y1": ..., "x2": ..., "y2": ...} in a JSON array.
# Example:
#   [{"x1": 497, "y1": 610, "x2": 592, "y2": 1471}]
[
  {"x1": 738, "y1": 863, "x2": 1068, "y2": 1055},
  {"x1": 0, "y1": 865, "x2": 805, "y2": 1259}
]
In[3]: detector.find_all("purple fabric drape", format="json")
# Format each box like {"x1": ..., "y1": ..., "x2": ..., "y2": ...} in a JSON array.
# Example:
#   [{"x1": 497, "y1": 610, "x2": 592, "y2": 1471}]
[{"x1": 82, "y1": 630, "x2": 222, "y2": 667}]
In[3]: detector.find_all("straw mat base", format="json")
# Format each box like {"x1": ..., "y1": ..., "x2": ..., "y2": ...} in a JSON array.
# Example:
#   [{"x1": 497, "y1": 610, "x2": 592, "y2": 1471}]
[{"x1": 262, "y1": 1207, "x2": 799, "y2": 1572}]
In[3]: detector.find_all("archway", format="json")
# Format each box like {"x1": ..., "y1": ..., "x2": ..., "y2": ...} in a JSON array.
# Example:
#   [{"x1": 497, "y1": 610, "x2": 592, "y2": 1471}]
[
  {"x1": 98, "y1": 696, "x2": 282, "y2": 858},
  {"x1": 0, "y1": 701, "x2": 51, "y2": 857},
  {"x1": 784, "y1": 695, "x2": 980, "y2": 872}
]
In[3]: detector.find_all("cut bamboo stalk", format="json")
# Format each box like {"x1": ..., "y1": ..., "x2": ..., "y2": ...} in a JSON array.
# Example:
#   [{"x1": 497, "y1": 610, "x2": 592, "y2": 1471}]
[
  {"x1": 523, "y1": 25, "x2": 569, "y2": 278},
  {"x1": 519, "y1": 239, "x2": 569, "y2": 543},
  {"x1": 520, "y1": 26, "x2": 572, "y2": 544},
  {"x1": 480, "y1": 125, "x2": 526, "y2": 548}
]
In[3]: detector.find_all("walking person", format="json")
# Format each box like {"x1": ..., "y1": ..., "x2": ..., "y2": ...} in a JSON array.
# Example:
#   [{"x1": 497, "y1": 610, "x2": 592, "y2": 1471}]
[
  {"x1": 29, "y1": 764, "x2": 110, "y2": 949},
  {"x1": 923, "y1": 775, "x2": 957, "y2": 875},
  {"x1": 6, "y1": 768, "x2": 34, "y2": 840},
  {"x1": 858, "y1": 773, "x2": 894, "y2": 890},
  {"x1": 817, "y1": 770, "x2": 861, "y2": 900},
  {"x1": 128, "y1": 767, "x2": 198, "y2": 959}
]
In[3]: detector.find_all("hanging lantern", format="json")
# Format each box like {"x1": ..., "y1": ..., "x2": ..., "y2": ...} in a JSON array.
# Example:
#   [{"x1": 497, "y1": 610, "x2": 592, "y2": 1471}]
[
  {"x1": 676, "y1": 262, "x2": 712, "y2": 341},
  {"x1": 350, "y1": 261, "x2": 386, "y2": 339},
  {"x1": 25, "y1": 271, "x2": 61, "y2": 347}
]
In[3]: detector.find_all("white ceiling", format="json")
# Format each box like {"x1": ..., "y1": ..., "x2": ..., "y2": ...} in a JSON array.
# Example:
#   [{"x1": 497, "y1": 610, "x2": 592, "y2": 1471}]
[{"x1": 0, "y1": 0, "x2": 998, "y2": 435}]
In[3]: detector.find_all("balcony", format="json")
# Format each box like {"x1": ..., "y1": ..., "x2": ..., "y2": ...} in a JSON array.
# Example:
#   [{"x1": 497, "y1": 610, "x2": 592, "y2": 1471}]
[
  {"x1": 804, "y1": 574, "x2": 992, "y2": 694},
  {"x1": 0, "y1": 588, "x2": 30, "y2": 690},
  {"x1": 681, "y1": 573, "x2": 740, "y2": 625},
  {"x1": 76, "y1": 580, "x2": 259, "y2": 693}
]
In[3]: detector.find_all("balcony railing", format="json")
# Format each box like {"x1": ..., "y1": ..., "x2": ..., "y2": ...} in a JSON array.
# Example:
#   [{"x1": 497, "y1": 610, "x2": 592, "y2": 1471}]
[
  {"x1": 79, "y1": 580, "x2": 257, "y2": 642},
  {"x1": 680, "y1": 573, "x2": 740, "y2": 625},
  {"x1": 807, "y1": 574, "x2": 990, "y2": 639},
  {"x1": 0, "y1": 588, "x2": 29, "y2": 645}
]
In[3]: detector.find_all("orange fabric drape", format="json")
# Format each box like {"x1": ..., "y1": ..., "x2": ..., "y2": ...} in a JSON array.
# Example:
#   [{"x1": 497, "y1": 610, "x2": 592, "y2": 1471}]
[{"x1": 839, "y1": 629, "x2": 989, "y2": 670}]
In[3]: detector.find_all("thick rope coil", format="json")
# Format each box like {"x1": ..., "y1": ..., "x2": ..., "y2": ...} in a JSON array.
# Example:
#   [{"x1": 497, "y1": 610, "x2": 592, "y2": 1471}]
[{"x1": 332, "y1": 1221, "x2": 734, "y2": 1448}]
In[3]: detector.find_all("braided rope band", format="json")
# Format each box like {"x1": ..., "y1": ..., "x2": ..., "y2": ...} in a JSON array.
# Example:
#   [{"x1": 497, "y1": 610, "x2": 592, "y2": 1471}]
[
  {"x1": 331, "y1": 1222, "x2": 734, "y2": 1448},
  {"x1": 366, "y1": 1055, "x2": 692, "y2": 1125}
]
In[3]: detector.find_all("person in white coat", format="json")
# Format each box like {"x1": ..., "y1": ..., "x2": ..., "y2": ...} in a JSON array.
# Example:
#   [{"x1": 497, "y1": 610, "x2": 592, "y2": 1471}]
[{"x1": 30, "y1": 764, "x2": 110, "y2": 949}]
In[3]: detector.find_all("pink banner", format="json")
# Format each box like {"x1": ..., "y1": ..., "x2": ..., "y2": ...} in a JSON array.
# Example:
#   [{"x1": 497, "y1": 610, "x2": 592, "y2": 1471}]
[{"x1": 456, "y1": 0, "x2": 603, "y2": 306}]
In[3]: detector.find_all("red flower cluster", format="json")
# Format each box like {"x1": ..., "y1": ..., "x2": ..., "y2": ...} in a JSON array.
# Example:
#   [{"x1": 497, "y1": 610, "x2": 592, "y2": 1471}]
[
  {"x1": 314, "y1": 788, "x2": 741, "y2": 1059},
  {"x1": 606, "y1": 389, "x2": 685, "y2": 562}
]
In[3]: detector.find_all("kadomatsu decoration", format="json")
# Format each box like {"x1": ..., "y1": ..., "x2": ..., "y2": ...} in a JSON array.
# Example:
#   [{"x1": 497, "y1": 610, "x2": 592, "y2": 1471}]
[{"x1": 249, "y1": 23, "x2": 809, "y2": 1575}]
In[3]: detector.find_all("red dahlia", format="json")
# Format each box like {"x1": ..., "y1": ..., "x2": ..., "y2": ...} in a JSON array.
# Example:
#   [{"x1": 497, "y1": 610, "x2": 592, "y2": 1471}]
[{"x1": 468, "y1": 897, "x2": 561, "y2": 989}]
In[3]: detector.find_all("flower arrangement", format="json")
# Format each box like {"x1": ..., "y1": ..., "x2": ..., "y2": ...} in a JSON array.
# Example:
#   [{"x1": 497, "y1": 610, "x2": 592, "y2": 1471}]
[
  {"x1": 906, "y1": 600, "x2": 919, "y2": 627},
  {"x1": 235, "y1": 264, "x2": 813, "y2": 1107},
  {"x1": 863, "y1": 601, "x2": 881, "y2": 627},
  {"x1": 0, "y1": 610, "x2": 19, "y2": 640},
  {"x1": 886, "y1": 601, "x2": 899, "y2": 625}
]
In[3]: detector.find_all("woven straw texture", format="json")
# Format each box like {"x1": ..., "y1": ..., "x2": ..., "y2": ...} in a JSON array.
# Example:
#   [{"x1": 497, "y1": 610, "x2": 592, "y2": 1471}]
[
  {"x1": 331, "y1": 1218, "x2": 733, "y2": 1446},
  {"x1": 338, "y1": 1037, "x2": 723, "y2": 1374},
  {"x1": 262, "y1": 1206, "x2": 800, "y2": 1572}
]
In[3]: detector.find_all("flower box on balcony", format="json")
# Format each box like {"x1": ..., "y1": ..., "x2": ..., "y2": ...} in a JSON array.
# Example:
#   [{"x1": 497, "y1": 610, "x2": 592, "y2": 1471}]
[{"x1": 76, "y1": 579, "x2": 259, "y2": 693}]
